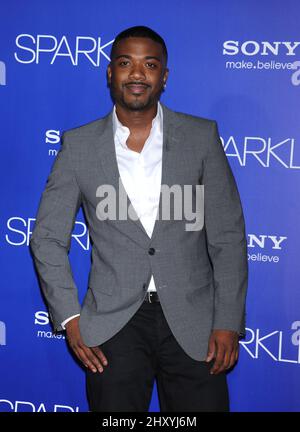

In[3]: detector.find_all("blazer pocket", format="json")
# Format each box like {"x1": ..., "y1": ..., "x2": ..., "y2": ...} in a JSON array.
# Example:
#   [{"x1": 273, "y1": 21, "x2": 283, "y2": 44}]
[{"x1": 88, "y1": 269, "x2": 114, "y2": 296}]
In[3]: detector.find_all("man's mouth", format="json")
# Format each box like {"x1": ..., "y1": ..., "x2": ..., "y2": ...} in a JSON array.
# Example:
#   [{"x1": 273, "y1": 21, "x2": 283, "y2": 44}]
[{"x1": 125, "y1": 83, "x2": 149, "y2": 94}]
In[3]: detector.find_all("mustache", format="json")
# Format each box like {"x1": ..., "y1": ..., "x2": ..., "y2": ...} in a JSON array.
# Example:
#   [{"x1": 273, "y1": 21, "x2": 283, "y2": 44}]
[{"x1": 124, "y1": 82, "x2": 150, "y2": 88}]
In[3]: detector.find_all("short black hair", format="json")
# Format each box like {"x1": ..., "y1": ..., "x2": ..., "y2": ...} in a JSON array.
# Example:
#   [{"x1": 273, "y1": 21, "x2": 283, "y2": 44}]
[{"x1": 110, "y1": 25, "x2": 168, "y2": 64}]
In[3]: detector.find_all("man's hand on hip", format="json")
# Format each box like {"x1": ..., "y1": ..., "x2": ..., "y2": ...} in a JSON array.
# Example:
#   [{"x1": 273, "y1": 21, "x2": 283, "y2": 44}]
[
  {"x1": 205, "y1": 329, "x2": 239, "y2": 375},
  {"x1": 65, "y1": 316, "x2": 108, "y2": 374}
]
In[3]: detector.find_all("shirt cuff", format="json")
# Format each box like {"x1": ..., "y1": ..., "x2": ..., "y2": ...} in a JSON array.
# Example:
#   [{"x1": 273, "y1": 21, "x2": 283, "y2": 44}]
[{"x1": 61, "y1": 314, "x2": 80, "y2": 330}]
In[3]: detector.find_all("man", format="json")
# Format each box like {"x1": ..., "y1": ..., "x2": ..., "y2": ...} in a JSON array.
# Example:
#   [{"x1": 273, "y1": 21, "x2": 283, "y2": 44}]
[{"x1": 30, "y1": 26, "x2": 248, "y2": 412}]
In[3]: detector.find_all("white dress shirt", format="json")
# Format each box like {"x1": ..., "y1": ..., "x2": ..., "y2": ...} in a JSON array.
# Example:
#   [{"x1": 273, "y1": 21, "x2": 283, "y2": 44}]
[{"x1": 61, "y1": 102, "x2": 163, "y2": 330}]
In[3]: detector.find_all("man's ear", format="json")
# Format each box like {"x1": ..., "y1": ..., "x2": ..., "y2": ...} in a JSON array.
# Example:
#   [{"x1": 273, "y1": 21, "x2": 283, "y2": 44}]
[
  {"x1": 107, "y1": 64, "x2": 112, "y2": 85},
  {"x1": 163, "y1": 67, "x2": 169, "y2": 83}
]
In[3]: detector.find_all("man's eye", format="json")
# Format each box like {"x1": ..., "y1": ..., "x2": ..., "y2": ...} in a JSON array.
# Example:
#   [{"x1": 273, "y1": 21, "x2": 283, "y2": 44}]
[
  {"x1": 119, "y1": 61, "x2": 129, "y2": 66},
  {"x1": 146, "y1": 63, "x2": 157, "y2": 68}
]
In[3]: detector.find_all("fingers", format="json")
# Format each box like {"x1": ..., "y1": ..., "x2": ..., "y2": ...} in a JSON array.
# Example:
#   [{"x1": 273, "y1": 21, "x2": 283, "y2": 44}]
[
  {"x1": 210, "y1": 343, "x2": 225, "y2": 374},
  {"x1": 72, "y1": 342, "x2": 108, "y2": 374},
  {"x1": 205, "y1": 336, "x2": 216, "y2": 362},
  {"x1": 91, "y1": 346, "x2": 108, "y2": 367},
  {"x1": 227, "y1": 348, "x2": 237, "y2": 370},
  {"x1": 210, "y1": 341, "x2": 239, "y2": 375},
  {"x1": 66, "y1": 324, "x2": 109, "y2": 374},
  {"x1": 235, "y1": 343, "x2": 240, "y2": 362}
]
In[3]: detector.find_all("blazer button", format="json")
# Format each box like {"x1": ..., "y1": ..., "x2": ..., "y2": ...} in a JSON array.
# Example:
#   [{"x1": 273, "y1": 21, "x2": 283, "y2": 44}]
[{"x1": 148, "y1": 247, "x2": 155, "y2": 255}]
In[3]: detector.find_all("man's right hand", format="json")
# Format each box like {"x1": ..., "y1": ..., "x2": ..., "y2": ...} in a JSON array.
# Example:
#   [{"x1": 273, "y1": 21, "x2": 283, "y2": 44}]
[{"x1": 65, "y1": 316, "x2": 108, "y2": 373}]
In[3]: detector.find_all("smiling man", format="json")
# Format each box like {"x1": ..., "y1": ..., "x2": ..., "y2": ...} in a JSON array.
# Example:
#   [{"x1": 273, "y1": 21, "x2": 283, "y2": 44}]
[
  {"x1": 30, "y1": 26, "x2": 248, "y2": 412},
  {"x1": 106, "y1": 32, "x2": 169, "y2": 154}
]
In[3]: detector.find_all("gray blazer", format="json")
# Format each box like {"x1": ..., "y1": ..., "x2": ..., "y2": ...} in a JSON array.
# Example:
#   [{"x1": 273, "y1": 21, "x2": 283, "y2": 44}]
[{"x1": 30, "y1": 102, "x2": 248, "y2": 361}]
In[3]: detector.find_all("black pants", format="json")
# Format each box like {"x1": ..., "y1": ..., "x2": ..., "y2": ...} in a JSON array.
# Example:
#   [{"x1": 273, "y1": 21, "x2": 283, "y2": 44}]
[{"x1": 86, "y1": 299, "x2": 230, "y2": 412}]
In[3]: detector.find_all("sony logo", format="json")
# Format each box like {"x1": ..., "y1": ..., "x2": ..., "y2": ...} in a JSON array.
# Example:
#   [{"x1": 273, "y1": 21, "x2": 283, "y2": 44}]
[
  {"x1": 247, "y1": 235, "x2": 287, "y2": 250},
  {"x1": 223, "y1": 41, "x2": 300, "y2": 56}
]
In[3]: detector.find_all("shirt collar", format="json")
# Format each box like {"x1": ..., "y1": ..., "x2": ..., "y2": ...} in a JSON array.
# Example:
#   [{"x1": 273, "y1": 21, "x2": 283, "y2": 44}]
[{"x1": 112, "y1": 101, "x2": 163, "y2": 150}]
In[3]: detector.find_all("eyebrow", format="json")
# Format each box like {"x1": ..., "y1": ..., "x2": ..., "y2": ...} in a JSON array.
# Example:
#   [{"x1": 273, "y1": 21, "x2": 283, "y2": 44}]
[{"x1": 114, "y1": 54, "x2": 161, "y2": 62}]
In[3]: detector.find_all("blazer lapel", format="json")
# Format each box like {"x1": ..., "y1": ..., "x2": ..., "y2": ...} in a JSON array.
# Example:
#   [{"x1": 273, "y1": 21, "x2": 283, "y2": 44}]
[{"x1": 150, "y1": 102, "x2": 185, "y2": 243}]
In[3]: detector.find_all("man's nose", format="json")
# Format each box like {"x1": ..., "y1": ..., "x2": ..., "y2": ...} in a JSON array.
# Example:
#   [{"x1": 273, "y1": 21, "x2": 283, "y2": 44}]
[{"x1": 128, "y1": 63, "x2": 146, "y2": 80}]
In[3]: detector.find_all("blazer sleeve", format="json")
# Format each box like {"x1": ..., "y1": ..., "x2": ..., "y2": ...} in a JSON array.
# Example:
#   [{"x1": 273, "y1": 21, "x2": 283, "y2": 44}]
[
  {"x1": 202, "y1": 120, "x2": 248, "y2": 336},
  {"x1": 29, "y1": 132, "x2": 82, "y2": 333}
]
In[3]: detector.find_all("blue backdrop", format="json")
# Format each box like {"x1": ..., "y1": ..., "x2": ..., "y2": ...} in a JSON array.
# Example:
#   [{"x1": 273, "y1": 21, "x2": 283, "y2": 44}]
[{"x1": 1, "y1": 0, "x2": 299, "y2": 412}]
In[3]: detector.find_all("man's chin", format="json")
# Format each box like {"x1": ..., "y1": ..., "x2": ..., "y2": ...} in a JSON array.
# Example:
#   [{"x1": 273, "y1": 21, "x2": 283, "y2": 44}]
[
  {"x1": 124, "y1": 101, "x2": 148, "y2": 111},
  {"x1": 121, "y1": 96, "x2": 155, "y2": 111}
]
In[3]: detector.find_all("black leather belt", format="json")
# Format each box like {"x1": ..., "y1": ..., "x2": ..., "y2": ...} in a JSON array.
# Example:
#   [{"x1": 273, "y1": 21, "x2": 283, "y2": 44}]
[{"x1": 144, "y1": 291, "x2": 160, "y2": 303}]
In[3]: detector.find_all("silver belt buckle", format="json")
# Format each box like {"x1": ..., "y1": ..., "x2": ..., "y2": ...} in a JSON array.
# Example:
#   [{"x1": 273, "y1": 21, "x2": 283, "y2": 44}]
[{"x1": 148, "y1": 291, "x2": 153, "y2": 303}]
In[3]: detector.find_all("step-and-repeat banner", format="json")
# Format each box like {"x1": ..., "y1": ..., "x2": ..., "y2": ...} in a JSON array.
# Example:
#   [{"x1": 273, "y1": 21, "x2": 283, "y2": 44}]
[{"x1": 1, "y1": 0, "x2": 299, "y2": 412}]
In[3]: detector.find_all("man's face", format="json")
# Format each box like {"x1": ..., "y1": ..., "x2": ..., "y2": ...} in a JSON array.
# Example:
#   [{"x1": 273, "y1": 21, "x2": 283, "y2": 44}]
[{"x1": 107, "y1": 37, "x2": 169, "y2": 111}]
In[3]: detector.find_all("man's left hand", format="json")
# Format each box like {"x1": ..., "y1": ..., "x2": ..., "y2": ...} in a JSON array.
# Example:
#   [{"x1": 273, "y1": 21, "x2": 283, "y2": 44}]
[{"x1": 205, "y1": 329, "x2": 239, "y2": 374}]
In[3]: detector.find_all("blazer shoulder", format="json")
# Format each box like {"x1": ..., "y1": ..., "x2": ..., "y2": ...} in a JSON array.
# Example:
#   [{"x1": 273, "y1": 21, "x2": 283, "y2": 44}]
[
  {"x1": 164, "y1": 104, "x2": 217, "y2": 133},
  {"x1": 175, "y1": 111, "x2": 216, "y2": 127},
  {"x1": 62, "y1": 114, "x2": 108, "y2": 140}
]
